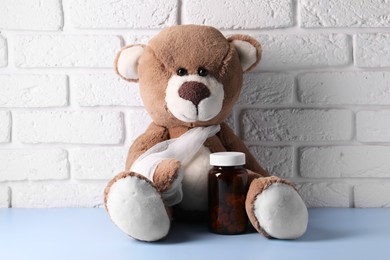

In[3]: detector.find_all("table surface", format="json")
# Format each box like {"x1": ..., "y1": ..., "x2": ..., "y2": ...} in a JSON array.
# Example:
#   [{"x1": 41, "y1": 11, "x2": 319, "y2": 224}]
[{"x1": 1, "y1": 208, "x2": 390, "y2": 260}]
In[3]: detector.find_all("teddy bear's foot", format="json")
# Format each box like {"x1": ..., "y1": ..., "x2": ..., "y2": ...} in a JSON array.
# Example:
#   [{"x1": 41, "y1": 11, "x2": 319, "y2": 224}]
[
  {"x1": 104, "y1": 171, "x2": 171, "y2": 242},
  {"x1": 246, "y1": 176, "x2": 308, "y2": 239}
]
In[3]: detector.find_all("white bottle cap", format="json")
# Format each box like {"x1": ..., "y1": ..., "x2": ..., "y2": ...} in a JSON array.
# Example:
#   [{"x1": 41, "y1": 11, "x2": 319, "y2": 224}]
[{"x1": 209, "y1": 152, "x2": 246, "y2": 166}]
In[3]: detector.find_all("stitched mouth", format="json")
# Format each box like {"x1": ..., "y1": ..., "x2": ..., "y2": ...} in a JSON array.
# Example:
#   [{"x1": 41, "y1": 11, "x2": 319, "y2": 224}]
[
  {"x1": 179, "y1": 112, "x2": 197, "y2": 122},
  {"x1": 178, "y1": 109, "x2": 215, "y2": 122}
]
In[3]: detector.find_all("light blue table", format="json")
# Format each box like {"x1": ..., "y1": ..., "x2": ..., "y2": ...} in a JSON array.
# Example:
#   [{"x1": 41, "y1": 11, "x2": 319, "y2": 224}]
[{"x1": 1, "y1": 208, "x2": 389, "y2": 259}]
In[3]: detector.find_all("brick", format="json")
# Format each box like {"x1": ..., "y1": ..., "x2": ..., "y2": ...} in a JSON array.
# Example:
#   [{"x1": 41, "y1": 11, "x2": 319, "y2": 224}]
[
  {"x1": 355, "y1": 34, "x2": 390, "y2": 67},
  {"x1": 237, "y1": 73, "x2": 294, "y2": 105},
  {"x1": 15, "y1": 35, "x2": 121, "y2": 68},
  {"x1": 0, "y1": 111, "x2": 11, "y2": 143},
  {"x1": 241, "y1": 109, "x2": 352, "y2": 142},
  {"x1": 298, "y1": 72, "x2": 390, "y2": 105},
  {"x1": 12, "y1": 182, "x2": 105, "y2": 207},
  {"x1": 126, "y1": 109, "x2": 152, "y2": 142},
  {"x1": 0, "y1": 186, "x2": 10, "y2": 208},
  {"x1": 249, "y1": 146, "x2": 293, "y2": 178},
  {"x1": 297, "y1": 182, "x2": 350, "y2": 207},
  {"x1": 0, "y1": 0, "x2": 63, "y2": 30},
  {"x1": 300, "y1": 0, "x2": 390, "y2": 28},
  {"x1": 70, "y1": 147, "x2": 127, "y2": 180},
  {"x1": 71, "y1": 73, "x2": 142, "y2": 107},
  {"x1": 124, "y1": 35, "x2": 152, "y2": 45},
  {"x1": 357, "y1": 111, "x2": 390, "y2": 142},
  {"x1": 69, "y1": 0, "x2": 178, "y2": 29},
  {"x1": 300, "y1": 146, "x2": 390, "y2": 178},
  {"x1": 224, "y1": 112, "x2": 236, "y2": 134},
  {"x1": 0, "y1": 35, "x2": 7, "y2": 67},
  {"x1": 15, "y1": 111, "x2": 123, "y2": 144},
  {"x1": 184, "y1": 0, "x2": 293, "y2": 29},
  {"x1": 0, "y1": 75, "x2": 68, "y2": 107},
  {"x1": 257, "y1": 34, "x2": 350, "y2": 70},
  {"x1": 355, "y1": 183, "x2": 390, "y2": 207},
  {"x1": 0, "y1": 149, "x2": 68, "y2": 181}
]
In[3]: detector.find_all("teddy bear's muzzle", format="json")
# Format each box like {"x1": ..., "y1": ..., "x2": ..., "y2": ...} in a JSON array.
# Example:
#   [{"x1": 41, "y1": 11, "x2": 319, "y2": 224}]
[{"x1": 165, "y1": 74, "x2": 224, "y2": 123}]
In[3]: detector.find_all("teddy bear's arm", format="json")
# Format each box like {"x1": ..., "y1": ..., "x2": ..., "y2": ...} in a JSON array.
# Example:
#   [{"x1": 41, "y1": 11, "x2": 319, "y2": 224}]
[
  {"x1": 125, "y1": 122, "x2": 169, "y2": 171},
  {"x1": 217, "y1": 122, "x2": 269, "y2": 177}
]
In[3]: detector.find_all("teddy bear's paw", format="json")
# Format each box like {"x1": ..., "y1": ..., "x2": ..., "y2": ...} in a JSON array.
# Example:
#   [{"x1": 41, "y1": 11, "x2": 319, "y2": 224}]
[
  {"x1": 153, "y1": 159, "x2": 181, "y2": 193},
  {"x1": 246, "y1": 177, "x2": 308, "y2": 239},
  {"x1": 105, "y1": 172, "x2": 171, "y2": 242}
]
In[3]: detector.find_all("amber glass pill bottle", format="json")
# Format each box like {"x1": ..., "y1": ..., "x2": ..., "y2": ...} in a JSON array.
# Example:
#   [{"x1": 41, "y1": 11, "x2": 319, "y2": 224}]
[{"x1": 208, "y1": 152, "x2": 248, "y2": 235}]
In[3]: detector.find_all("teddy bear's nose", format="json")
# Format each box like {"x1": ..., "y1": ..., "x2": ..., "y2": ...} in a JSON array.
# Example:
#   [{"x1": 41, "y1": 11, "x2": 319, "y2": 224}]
[{"x1": 178, "y1": 81, "x2": 211, "y2": 106}]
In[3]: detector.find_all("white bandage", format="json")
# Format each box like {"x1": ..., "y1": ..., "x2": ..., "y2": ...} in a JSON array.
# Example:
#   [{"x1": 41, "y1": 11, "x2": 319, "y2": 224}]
[{"x1": 130, "y1": 125, "x2": 221, "y2": 206}]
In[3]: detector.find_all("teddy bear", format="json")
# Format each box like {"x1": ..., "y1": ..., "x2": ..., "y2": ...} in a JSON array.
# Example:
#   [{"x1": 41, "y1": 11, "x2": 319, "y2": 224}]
[{"x1": 104, "y1": 25, "x2": 308, "y2": 242}]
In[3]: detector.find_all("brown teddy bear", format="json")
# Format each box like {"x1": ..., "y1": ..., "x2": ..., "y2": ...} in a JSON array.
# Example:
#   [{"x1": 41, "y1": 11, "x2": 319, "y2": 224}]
[{"x1": 104, "y1": 25, "x2": 308, "y2": 242}]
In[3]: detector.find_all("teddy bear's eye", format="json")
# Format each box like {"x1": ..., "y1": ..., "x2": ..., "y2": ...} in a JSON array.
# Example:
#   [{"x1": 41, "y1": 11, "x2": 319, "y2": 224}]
[
  {"x1": 177, "y1": 68, "x2": 188, "y2": 76},
  {"x1": 198, "y1": 67, "x2": 208, "y2": 77}
]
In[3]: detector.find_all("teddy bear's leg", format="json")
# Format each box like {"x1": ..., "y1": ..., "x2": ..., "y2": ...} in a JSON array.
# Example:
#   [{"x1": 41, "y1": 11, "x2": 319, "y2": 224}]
[
  {"x1": 104, "y1": 171, "x2": 171, "y2": 242},
  {"x1": 245, "y1": 176, "x2": 308, "y2": 239}
]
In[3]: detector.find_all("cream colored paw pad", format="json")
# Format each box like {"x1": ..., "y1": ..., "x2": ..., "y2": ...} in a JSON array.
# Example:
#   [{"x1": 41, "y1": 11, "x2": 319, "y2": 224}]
[
  {"x1": 106, "y1": 175, "x2": 170, "y2": 241},
  {"x1": 254, "y1": 183, "x2": 308, "y2": 239}
]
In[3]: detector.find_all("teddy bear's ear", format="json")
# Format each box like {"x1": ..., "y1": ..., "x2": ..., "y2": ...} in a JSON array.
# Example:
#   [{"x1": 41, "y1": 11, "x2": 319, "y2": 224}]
[
  {"x1": 114, "y1": 44, "x2": 145, "y2": 82},
  {"x1": 227, "y1": 35, "x2": 261, "y2": 73}
]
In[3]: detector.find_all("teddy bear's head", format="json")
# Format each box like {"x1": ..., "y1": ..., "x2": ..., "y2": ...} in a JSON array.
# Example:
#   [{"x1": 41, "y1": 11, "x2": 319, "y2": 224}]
[{"x1": 115, "y1": 25, "x2": 261, "y2": 128}]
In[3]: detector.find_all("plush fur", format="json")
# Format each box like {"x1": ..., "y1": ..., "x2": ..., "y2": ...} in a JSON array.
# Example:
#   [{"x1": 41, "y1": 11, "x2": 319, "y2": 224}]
[{"x1": 105, "y1": 25, "x2": 308, "y2": 241}]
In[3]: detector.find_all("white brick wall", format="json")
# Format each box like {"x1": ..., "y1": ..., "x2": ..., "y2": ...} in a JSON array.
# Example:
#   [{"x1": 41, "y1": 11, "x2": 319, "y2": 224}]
[
  {"x1": 257, "y1": 34, "x2": 351, "y2": 70},
  {"x1": 1, "y1": 0, "x2": 390, "y2": 208},
  {"x1": 0, "y1": 75, "x2": 68, "y2": 107},
  {"x1": 14, "y1": 111, "x2": 123, "y2": 144},
  {"x1": 0, "y1": 111, "x2": 11, "y2": 143},
  {"x1": 184, "y1": 0, "x2": 293, "y2": 29},
  {"x1": 237, "y1": 73, "x2": 294, "y2": 105},
  {"x1": 125, "y1": 109, "x2": 152, "y2": 142},
  {"x1": 355, "y1": 183, "x2": 390, "y2": 207},
  {"x1": 300, "y1": 146, "x2": 390, "y2": 178},
  {"x1": 71, "y1": 74, "x2": 142, "y2": 107},
  {"x1": 355, "y1": 34, "x2": 390, "y2": 67},
  {"x1": 68, "y1": 0, "x2": 178, "y2": 29},
  {"x1": 15, "y1": 35, "x2": 121, "y2": 68},
  {"x1": 241, "y1": 109, "x2": 352, "y2": 142},
  {"x1": 0, "y1": 149, "x2": 69, "y2": 181},
  {"x1": 0, "y1": 186, "x2": 10, "y2": 207},
  {"x1": 0, "y1": 0, "x2": 63, "y2": 30},
  {"x1": 249, "y1": 146, "x2": 293, "y2": 178},
  {"x1": 0, "y1": 35, "x2": 7, "y2": 67},
  {"x1": 357, "y1": 111, "x2": 390, "y2": 142},
  {"x1": 124, "y1": 35, "x2": 152, "y2": 45},
  {"x1": 298, "y1": 72, "x2": 390, "y2": 105},
  {"x1": 12, "y1": 182, "x2": 105, "y2": 207},
  {"x1": 300, "y1": 0, "x2": 390, "y2": 28},
  {"x1": 297, "y1": 183, "x2": 350, "y2": 207},
  {"x1": 70, "y1": 147, "x2": 127, "y2": 180}
]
